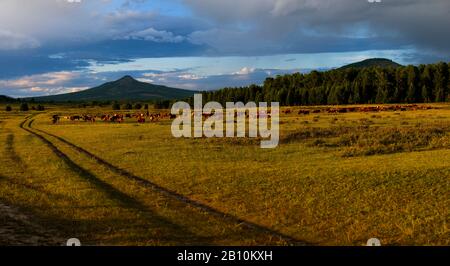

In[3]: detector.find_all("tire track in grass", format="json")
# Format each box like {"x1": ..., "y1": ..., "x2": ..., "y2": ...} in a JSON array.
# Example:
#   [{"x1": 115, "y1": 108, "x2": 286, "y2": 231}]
[
  {"x1": 20, "y1": 118, "x2": 209, "y2": 244},
  {"x1": 5, "y1": 134, "x2": 23, "y2": 164},
  {"x1": 3, "y1": 131, "x2": 68, "y2": 199},
  {"x1": 26, "y1": 118, "x2": 307, "y2": 245}
]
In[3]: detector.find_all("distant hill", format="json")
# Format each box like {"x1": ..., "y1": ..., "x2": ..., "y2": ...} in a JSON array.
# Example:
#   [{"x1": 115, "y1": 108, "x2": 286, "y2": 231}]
[
  {"x1": 28, "y1": 76, "x2": 195, "y2": 102},
  {"x1": 0, "y1": 95, "x2": 16, "y2": 103},
  {"x1": 340, "y1": 58, "x2": 402, "y2": 69}
]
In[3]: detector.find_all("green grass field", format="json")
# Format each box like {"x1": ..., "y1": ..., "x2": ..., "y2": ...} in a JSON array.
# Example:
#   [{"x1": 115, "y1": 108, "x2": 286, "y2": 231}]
[{"x1": 0, "y1": 103, "x2": 449, "y2": 245}]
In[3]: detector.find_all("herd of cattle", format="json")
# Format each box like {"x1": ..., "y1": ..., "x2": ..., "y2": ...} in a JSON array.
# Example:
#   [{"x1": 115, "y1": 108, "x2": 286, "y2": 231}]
[
  {"x1": 286, "y1": 104, "x2": 438, "y2": 115},
  {"x1": 51, "y1": 104, "x2": 438, "y2": 124},
  {"x1": 52, "y1": 112, "x2": 176, "y2": 124}
]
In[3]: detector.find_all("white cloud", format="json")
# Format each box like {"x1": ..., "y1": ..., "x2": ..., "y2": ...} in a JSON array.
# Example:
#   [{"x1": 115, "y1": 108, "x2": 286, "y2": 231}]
[
  {"x1": 30, "y1": 87, "x2": 49, "y2": 92},
  {"x1": 118, "y1": 27, "x2": 185, "y2": 43},
  {"x1": 178, "y1": 74, "x2": 204, "y2": 80},
  {"x1": 136, "y1": 78, "x2": 154, "y2": 83},
  {"x1": 27, "y1": 86, "x2": 88, "y2": 95},
  {"x1": 142, "y1": 72, "x2": 166, "y2": 78},
  {"x1": 0, "y1": 71, "x2": 79, "y2": 88},
  {"x1": 233, "y1": 67, "x2": 256, "y2": 75},
  {"x1": 65, "y1": 87, "x2": 88, "y2": 93}
]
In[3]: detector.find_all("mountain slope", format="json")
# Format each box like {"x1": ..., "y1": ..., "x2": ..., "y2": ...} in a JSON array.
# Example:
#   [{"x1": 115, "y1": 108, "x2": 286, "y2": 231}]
[
  {"x1": 29, "y1": 76, "x2": 195, "y2": 102},
  {"x1": 340, "y1": 58, "x2": 402, "y2": 69},
  {"x1": 0, "y1": 95, "x2": 16, "y2": 103}
]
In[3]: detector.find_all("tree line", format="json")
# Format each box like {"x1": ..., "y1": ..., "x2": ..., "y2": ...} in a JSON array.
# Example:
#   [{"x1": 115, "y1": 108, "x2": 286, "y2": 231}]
[
  {"x1": 194, "y1": 62, "x2": 450, "y2": 106},
  {"x1": 4, "y1": 103, "x2": 45, "y2": 112}
]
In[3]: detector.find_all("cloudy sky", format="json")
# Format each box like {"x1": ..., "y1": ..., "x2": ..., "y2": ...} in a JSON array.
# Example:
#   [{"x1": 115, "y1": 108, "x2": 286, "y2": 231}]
[{"x1": 0, "y1": 0, "x2": 449, "y2": 97}]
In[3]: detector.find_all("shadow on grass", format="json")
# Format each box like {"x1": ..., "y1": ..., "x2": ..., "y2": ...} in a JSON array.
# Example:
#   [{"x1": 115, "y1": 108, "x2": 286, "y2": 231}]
[
  {"x1": 30, "y1": 120, "x2": 307, "y2": 245},
  {"x1": 23, "y1": 122, "x2": 217, "y2": 245}
]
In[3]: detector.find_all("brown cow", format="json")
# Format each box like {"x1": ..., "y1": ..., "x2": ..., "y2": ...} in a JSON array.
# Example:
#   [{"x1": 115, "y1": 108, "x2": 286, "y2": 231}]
[
  {"x1": 70, "y1": 115, "x2": 81, "y2": 121},
  {"x1": 298, "y1": 110, "x2": 310, "y2": 115},
  {"x1": 82, "y1": 115, "x2": 95, "y2": 122},
  {"x1": 52, "y1": 115, "x2": 60, "y2": 124},
  {"x1": 137, "y1": 114, "x2": 146, "y2": 123},
  {"x1": 110, "y1": 114, "x2": 124, "y2": 123}
]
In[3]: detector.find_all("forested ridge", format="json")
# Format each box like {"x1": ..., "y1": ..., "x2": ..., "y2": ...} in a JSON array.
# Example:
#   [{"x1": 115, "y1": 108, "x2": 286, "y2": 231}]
[{"x1": 197, "y1": 61, "x2": 450, "y2": 106}]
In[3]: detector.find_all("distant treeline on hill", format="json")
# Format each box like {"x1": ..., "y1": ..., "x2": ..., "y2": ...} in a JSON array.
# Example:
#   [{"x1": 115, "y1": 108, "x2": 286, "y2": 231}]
[
  {"x1": 9, "y1": 98, "x2": 174, "y2": 109},
  {"x1": 194, "y1": 62, "x2": 450, "y2": 106}
]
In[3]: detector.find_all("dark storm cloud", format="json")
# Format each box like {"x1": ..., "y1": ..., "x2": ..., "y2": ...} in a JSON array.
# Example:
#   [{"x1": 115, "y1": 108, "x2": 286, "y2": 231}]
[
  {"x1": 2, "y1": 0, "x2": 448, "y2": 59},
  {"x1": 0, "y1": 1, "x2": 210, "y2": 78},
  {"x1": 1, "y1": 0, "x2": 448, "y2": 67},
  {"x1": 184, "y1": 0, "x2": 450, "y2": 58},
  {"x1": 0, "y1": 53, "x2": 89, "y2": 79},
  {"x1": 0, "y1": 39, "x2": 208, "y2": 80}
]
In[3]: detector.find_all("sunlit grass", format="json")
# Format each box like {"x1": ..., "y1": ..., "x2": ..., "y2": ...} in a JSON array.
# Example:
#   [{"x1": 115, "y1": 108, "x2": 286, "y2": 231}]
[{"x1": 0, "y1": 103, "x2": 449, "y2": 245}]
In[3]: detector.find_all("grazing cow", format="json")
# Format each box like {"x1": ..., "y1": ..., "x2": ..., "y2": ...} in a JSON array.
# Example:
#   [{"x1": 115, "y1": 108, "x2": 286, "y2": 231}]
[
  {"x1": 110, "y1": 114, "x2": 124, "y2": 123},
  {"x1": 327, "y1": 108, "x2": 338, "y2": 114},
  {"x1": 52, "y1": 115, "x2": 60, "y2": 124},
  {"x1": 298, "y1": 110, "x2": 310, "y2": 115},
  {"x1": 70, "y1": 115, "x2": 81, "y2": 121},
  {"x1": 82, "y1": 115, "x2": 95, "y2": 122},
  {"x1": 137, "y1": 114, "x2": 146, "y2": 123},
  {"x1": 284, "y1": 109, "x2": 292, "y2": 114},
  {"x1": 101, "y1": 114, "x2": 110, "y2": 121}
]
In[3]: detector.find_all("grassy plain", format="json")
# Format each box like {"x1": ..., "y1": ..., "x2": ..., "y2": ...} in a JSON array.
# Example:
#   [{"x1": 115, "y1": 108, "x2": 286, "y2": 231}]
[{"x1": 0, "y1": 103, "x2": 449, "y2": 245}]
